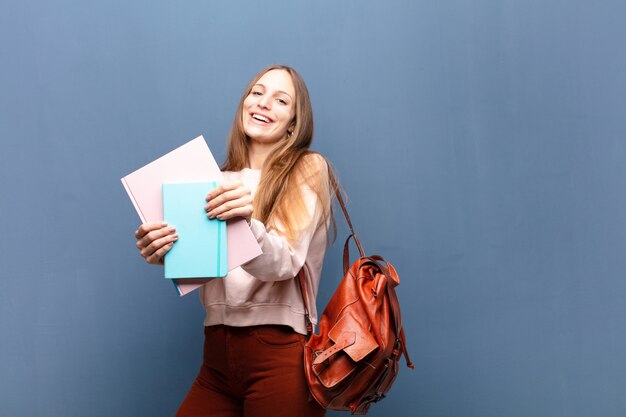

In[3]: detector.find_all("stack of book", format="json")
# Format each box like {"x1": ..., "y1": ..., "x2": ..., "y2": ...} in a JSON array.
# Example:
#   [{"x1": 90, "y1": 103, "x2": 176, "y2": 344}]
[{"x1": 121, "y1": 136, "x2": 261, "y2": 296}]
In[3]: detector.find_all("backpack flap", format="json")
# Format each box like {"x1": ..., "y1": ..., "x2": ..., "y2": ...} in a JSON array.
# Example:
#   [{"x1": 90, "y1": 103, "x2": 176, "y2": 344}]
[
  {"x1": 330, "y1": 314, "x2": 379, "y2": 363},
  {"x1": 312, "y1": 314, "x2": 379, "y2": 388}
]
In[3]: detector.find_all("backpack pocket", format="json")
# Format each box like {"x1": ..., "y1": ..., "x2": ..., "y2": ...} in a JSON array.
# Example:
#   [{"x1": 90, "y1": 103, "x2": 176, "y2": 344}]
[{"x1": 312, "y1": 313, "x2": 379, "y2": 387}]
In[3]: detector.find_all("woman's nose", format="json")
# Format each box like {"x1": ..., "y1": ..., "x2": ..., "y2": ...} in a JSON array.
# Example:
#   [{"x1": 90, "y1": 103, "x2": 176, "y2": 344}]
[{"x1": 258, "y1": 95, "x2": 271, "y2": 109}]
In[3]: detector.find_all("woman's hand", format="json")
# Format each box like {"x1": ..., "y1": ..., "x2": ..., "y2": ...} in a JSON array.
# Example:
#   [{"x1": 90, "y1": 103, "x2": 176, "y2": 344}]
[
  {"x1": 135, "y1": 223, "x2": 178, "y2": 264},
  {"x1": 205, "y1": 181, "x2": 253, "y2": 224}
]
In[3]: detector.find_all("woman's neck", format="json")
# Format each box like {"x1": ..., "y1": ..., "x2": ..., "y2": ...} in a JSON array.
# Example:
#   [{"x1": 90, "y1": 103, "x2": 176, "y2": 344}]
[{"x1": 247, "y1": 140, "x2": 281, "y2": 170}]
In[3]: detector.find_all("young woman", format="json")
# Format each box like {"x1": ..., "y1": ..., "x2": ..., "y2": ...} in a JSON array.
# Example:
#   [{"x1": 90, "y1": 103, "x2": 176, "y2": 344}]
[{"x1": 134, "y1": 65, "x2": 333, "y2": 416}]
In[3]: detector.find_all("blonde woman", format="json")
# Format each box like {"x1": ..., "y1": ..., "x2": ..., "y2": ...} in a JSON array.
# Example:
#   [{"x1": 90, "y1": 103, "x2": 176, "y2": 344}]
[{"x1": 135, "y1": 65, "x2": 333, "y2": 416}]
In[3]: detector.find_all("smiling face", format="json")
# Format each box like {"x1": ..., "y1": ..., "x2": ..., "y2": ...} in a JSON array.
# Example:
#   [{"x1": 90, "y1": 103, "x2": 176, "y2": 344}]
[{"x1": 242, "y1": 69, "x2": 296, "y2": 146}]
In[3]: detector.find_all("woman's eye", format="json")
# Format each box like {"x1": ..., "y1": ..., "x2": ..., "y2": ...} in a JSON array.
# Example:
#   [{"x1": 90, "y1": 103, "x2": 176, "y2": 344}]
[
  {"x1": 277, "y1": 98, "x2": 287, "y2": 105},
  {"x1": 251, "y1": 91, "x2": 262, "y2": 96}
]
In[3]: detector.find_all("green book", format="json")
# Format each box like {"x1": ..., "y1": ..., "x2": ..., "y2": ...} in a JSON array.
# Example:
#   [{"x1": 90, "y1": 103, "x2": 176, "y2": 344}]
[{"x1": 163, "y1": 182, "x2": 228, "y2": 279}]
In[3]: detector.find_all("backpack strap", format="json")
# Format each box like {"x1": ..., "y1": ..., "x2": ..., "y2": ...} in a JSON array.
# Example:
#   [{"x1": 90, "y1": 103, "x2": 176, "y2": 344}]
[
  {"x1": 371, "y1": 255, "x2": 415, "y2": 369},
  {"x1": 297, "y1": 268, "x2": 313, "y2": 339},
  {"x1": 386, "y1": 275, "x2": 415, "y2": 369},
  {"x1": 329, "y1": 173, "x2": 365, "y2": 259},
  {"x1": 298, "y1": 171, "x2": 362, "y2": 339}
]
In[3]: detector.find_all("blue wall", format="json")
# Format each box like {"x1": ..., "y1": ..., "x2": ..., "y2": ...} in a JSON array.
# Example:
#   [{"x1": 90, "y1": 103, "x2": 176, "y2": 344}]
[{"x1": 2, "y1": 1, "x2": 626, "y2": 416}]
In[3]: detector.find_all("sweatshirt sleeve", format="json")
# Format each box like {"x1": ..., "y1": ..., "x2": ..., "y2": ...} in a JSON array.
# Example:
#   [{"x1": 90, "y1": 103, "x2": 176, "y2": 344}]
[{"x1": 240, "y1": 158, "x2": 329, "y2": 282}]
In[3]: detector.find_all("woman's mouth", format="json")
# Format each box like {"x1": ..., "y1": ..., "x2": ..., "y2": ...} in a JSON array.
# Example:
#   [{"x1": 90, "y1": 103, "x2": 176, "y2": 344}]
[{"x1": 251, "y1": 113, "x2": 273, "y2": 124}]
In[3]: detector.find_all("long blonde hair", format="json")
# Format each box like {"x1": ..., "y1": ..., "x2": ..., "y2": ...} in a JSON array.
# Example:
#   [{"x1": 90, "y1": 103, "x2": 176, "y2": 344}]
[{"x1": 222, "y1": 65, "x2": 336, "y2": 241}]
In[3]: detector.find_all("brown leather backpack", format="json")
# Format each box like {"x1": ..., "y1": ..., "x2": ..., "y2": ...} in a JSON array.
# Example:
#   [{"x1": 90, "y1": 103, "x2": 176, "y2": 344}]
[{"x1": 298, "y1": 186, "x2": 414, "y2": 414}]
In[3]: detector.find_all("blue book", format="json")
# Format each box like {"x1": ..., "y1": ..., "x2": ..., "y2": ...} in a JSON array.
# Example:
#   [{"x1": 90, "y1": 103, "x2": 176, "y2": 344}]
[{"x1": 162, "y1": 182, "x2": 228, "y2": 279}]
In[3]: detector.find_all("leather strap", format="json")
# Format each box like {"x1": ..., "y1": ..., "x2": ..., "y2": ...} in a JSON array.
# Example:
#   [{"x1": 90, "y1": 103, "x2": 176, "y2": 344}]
[
  {"x1": 312, "y1": 332, "x2": 356, "y2": 365},
  {"x1": 300, "y1": 169, "x2": 362, "y2": 338},
  {"x1": 329, "y1": 173, "x2": 365, "y2": 258},
  {"x1": 386, "y1": 275, "x2": 415, "y2": 368},
  {"x1": 297, "y1": 269, "x2": 313, "y2": 337},
  {"x1": 343, "y1": 234, "x2": 357, "y2": 275},
  {"x1": 370, "y1": 255, "x2": 414, "y2": 368}
]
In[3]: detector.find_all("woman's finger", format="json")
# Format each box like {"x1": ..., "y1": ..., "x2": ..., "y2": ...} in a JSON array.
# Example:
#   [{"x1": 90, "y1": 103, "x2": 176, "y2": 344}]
[
  {"x1": 205, "y1": 185, "x2": 250, "y2": 212},
  {"x1": 146, "y1": 242, "x2": 175, "y2": 264},
  {"x1": 137, "y1": 226, "x2": 177, "y2": 249},
  {"x1": 140, "y1": 233, "x2": 178, "y2": 258},
  {"x1": 206, "y1": 195, "x2": 252, "y2": 219},
  {"x1": 205, "y1": 183, "x2": 229, "y2": 202},
  {"x1": 206, "y1": 181, "x2": 243, "y2": 198},
  {"x1": 135, "y1": 222, "x2": 168, "y2": 239},
  {"x1": 214, "y1": 206, "x2": 253, "y2": 222}
]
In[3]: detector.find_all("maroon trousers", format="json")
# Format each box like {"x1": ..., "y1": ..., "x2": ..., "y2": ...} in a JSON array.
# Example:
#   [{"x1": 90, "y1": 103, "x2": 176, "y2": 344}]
[{"x1": 175, "y1": 325, "x2": 326, "y2": 417}]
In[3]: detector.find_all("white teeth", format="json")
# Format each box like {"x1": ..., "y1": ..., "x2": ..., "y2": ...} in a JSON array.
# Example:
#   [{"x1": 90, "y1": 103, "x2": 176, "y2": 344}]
[{"x1": 252, "y1": 114, "x2": 270, "y2": 123}]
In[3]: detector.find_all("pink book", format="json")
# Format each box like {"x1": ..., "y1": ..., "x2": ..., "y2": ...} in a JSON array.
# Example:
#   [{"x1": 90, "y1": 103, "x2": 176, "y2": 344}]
[{"x1": 121, "y1": 136, "x2": 262, "y2": 296}]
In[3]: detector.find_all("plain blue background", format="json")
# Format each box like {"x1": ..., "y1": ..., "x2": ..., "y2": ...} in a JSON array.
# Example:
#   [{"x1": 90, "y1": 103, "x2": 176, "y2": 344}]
[{"x1": 2, "y1": 1, "x2": 626, "y2": 416}]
